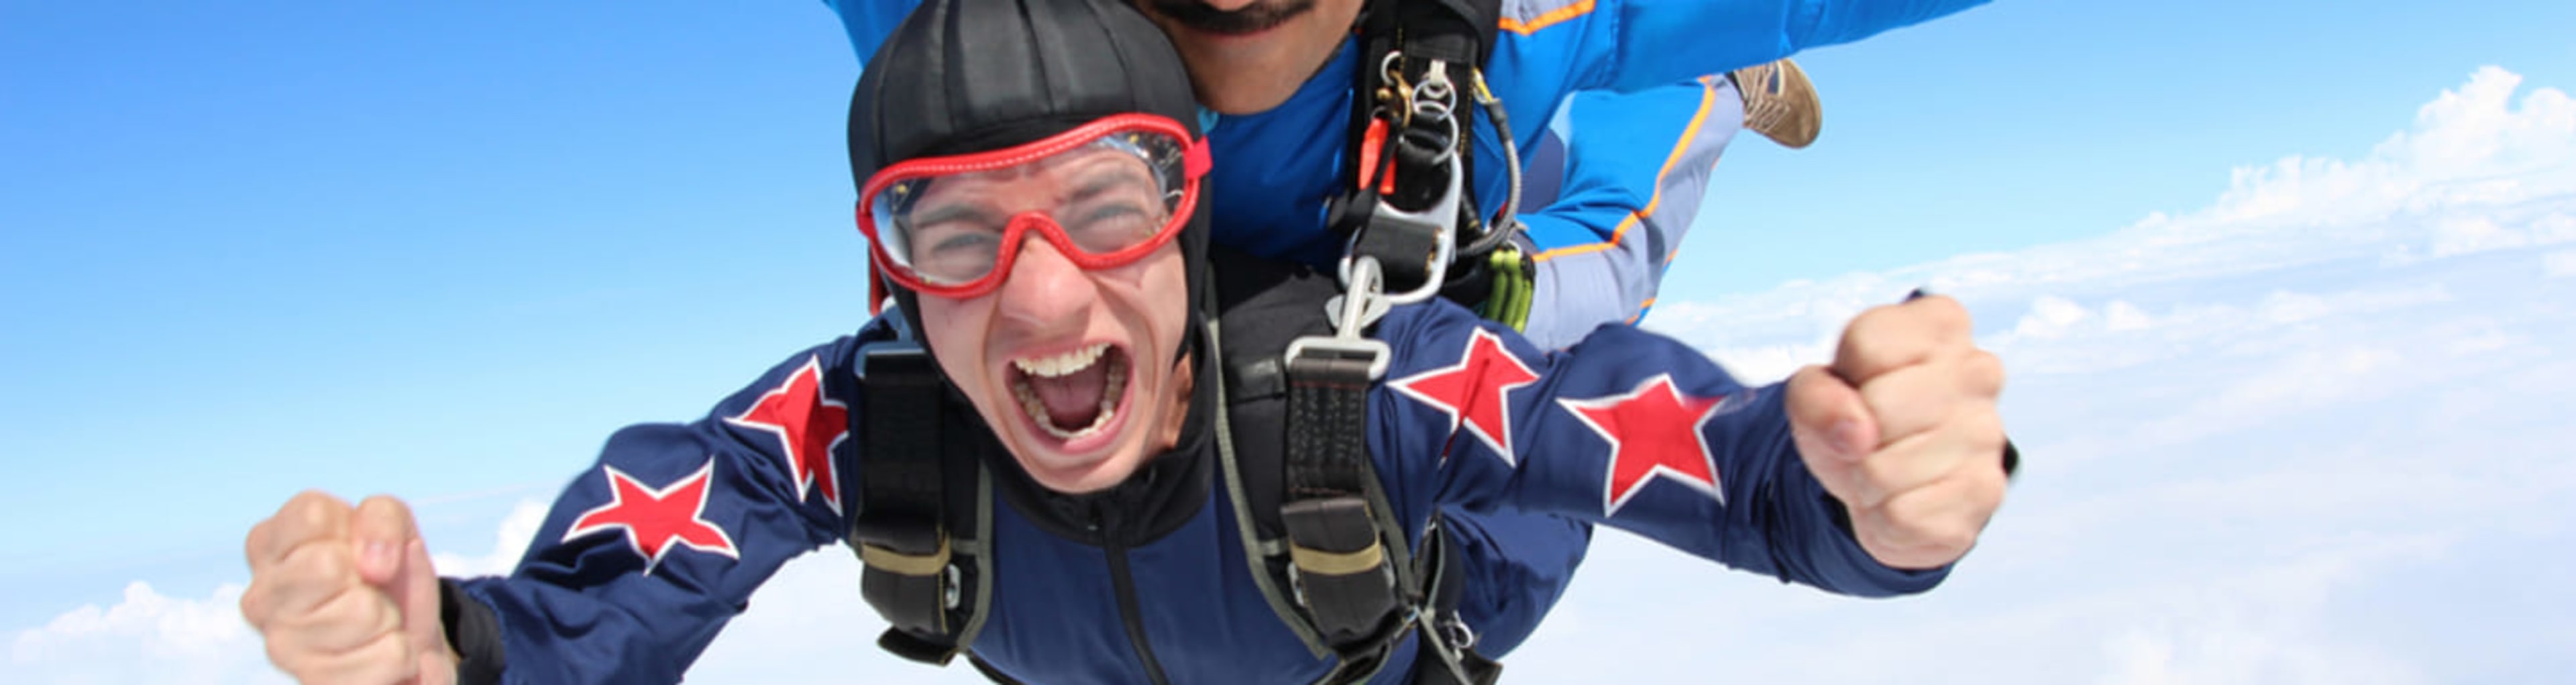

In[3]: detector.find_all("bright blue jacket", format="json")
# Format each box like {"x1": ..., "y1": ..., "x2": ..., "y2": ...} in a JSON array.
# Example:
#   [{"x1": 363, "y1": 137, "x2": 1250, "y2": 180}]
[
  {"x1": 452, "y1": 274, "x2": 1945, "y2": 684},
  {"x1": 824, "y1": 0, "x2": 1990, "y2": 346}
]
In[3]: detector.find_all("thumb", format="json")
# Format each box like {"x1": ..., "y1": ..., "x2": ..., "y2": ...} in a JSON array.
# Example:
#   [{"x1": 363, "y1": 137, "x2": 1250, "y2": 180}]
[
  {"x1": 1786, "y1": 365, "x2": 1879, "y2": 490},
  {"x1": 350, "y1": 495, "x2": 419, "y2": 588},
  {"x1": 396, "y1": 539, "x2": 458, "y2": 685}
]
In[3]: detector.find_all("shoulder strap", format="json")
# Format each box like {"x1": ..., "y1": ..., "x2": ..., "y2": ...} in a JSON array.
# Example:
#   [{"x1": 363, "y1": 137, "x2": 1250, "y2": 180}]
[
  {"x1": 848, "y1": 325, "x2": 996, "y2": 666},
  {"x1": 1211, "y1": 259, "x2": 1499, "y2": 684}
]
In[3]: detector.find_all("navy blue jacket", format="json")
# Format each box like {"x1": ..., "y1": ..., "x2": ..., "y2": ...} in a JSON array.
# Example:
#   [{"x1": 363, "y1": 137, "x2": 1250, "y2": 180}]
[{"x1": 453, "y1": 270, "x2": 1944, "y2": 683}]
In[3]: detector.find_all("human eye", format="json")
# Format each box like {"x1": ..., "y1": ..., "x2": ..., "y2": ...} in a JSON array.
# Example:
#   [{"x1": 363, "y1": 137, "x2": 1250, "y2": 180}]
[
  {"x1": 1064, "y1": 200, "x2": 1164, "y2": 251},
  {"x1": 906, "y1": 219, "x2": 1004, "y2": 281}
]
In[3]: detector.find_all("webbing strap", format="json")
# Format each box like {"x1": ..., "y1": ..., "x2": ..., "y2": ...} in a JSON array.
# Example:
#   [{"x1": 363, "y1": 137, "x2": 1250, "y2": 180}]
[
  {"x1": 1285, "y1": 354, "x2": 1377, "y2": 498},
  {"x1": 853, "y1": 341, "x2": 959, "y2": 656},
  {"x1": 856, "y1": 344, "x2": 944, "y2": 548},
  {"x1": 1280, "y1": 309, "x2": 1412, "y2": 670}
]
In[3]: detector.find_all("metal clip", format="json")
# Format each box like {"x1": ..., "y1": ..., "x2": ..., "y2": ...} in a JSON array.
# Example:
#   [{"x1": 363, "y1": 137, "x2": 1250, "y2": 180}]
[
  {"x1": 1340, "y1": 154, "x2": 1460, "y2": 306},
  {"x1": 1292, "y1": 256, "x2": 1395, "y2": 380}
]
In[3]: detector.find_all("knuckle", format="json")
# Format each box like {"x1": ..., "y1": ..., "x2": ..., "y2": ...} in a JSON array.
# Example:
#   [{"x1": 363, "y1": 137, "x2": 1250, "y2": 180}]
[
  {"x1": 1958, "y1": 409, "x2": 2008, "y2": 455},
  {"x1": 289, "y1": 544, "x2": 357, "y2": 586},
  {"x1": 237, "y1": 585, "x2": 268, "y2": 626},
  {"x1": 1972, "y1": 468, "x2": 2010, "y2": 509},
  {"x1": 286, "y1": 492, "x2": 350, "y2": 533},
  {"x1": 245, "y1": 521, "x2": 271, "y2": 564},
  {"x1": 1914, "y1": 295, "x2": 1972, "y2": 337},
  {"x1": 358, "y1": 494, "x2": 415, "y2": 530},
  {"x1": 1979, "y1": 409, "x2": 2008, "y2": 443},
  {"x1": 1844, "y1": 309, "x2": 1897, "y2": 352},
  {"x1": 1962, "y1": 350, "x2": 2005, "y2": 393}
]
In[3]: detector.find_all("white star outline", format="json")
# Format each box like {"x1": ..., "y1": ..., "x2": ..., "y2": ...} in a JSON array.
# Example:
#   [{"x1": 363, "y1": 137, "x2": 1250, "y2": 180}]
[
  {"x1": 1387, "y1": 327, "x2": 1542, "y2": 466},
  {"x1": 1554, "y1": 374, "x2": 1737, "y2": 517},
  {"x1": 720, "y1": 355, "x2": 851, "y2": 515},
  {"x1": 561, "y1": 459, "x2": 742, "y2": 576}
]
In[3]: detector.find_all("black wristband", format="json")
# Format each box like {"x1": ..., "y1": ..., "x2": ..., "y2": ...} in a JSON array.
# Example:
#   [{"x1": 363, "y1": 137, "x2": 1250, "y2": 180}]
[{"x1": 439, "y1": 578, "x2": 508, "y2": 685}]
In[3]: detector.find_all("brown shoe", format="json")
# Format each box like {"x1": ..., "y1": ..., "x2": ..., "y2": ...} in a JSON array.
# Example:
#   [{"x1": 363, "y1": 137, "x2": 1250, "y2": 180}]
[{"x1": 1731, "y1": 59, "x2": 1821, "y2": 149}]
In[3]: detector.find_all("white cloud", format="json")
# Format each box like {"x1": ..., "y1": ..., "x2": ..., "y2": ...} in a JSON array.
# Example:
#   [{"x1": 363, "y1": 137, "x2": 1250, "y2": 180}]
[
  {"x1": 1646, "y1": 67, "x2": 2575, "y2": 350},
  {"x1": 8, "y1": 582, "x2": 286, "y2": 685},
  {"x1": 2536, "y1": 212, "x2": 2576, "y2": 244},
  {"x1": 2546, "y1": 250, "x2": 2576, "y2": 278},
  {"x1": 2013, "y1": 295, "x2": 2094, "y2": 339},
  {"x1": 2102, "y1": 300, "x2": 2154, "y2": 331},
  {"x1": 430, "y1": 499, "x2": 549, "y2": 578},
  {"x1": 2429, "y1": 215, "x2": 2529, "y2": 256}
]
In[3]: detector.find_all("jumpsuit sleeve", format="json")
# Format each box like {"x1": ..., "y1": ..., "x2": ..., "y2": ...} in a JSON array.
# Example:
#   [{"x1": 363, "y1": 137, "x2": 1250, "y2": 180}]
[
  {"x1": 444, "y1": 337, "x2": 875, "y2": 684},
  {"x1": 1371, "y1": 303, "x2": 1949, "y2": 598}
]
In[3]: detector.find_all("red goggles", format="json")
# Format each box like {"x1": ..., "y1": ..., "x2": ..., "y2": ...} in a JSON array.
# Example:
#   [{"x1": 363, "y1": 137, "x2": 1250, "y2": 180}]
[{"x1": 858, "y1": 113, "x2": 1210, "y2": 300}]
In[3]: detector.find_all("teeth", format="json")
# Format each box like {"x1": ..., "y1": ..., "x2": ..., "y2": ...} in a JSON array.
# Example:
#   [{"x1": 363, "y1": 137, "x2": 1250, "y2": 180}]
[
  {"x1": 1011, "y1": 354, "x2": 1129, "y2": 441},
  {"x1": 1013, "y1": 343, "x2": 1110, "y2": 378}
]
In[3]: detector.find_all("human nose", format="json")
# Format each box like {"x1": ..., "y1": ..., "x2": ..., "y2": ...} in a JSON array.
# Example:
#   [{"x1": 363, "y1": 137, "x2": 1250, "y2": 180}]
[{"x1": 992, "y1": 235, "x2": 1097, "y2": 334}]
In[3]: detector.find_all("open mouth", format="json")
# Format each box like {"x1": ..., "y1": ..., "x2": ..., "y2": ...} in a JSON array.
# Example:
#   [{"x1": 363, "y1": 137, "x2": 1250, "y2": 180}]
[{"x1": 1008, "y1": 342, "x2": 1132, "y2": 442}]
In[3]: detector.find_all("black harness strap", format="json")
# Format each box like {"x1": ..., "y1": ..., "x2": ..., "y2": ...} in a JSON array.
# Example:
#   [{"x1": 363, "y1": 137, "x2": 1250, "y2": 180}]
[
  {"x1": 851, "y1": 334, "x2": 991, "y2": 666},
  {"x1": 1282, "y1": 346, "x2": 1409, "y2": 658}
]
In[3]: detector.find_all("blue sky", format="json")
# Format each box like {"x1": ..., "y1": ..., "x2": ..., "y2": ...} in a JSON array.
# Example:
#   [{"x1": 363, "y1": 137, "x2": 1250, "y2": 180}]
[{"x1": 5, "y1": 1, "x2": 2574, "y2": 682}]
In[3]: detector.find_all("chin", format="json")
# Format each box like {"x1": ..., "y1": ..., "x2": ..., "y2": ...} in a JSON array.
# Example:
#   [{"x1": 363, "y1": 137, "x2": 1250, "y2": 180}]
[{"x1": 1014, "y1": 441, "x2": 1148, "y2": 494}]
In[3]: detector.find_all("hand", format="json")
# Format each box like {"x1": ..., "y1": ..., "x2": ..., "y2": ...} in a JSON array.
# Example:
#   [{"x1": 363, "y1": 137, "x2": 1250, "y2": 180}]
[
  {"x1": 1786, "y1": 295, "x2": 2009, "y2": 570},
  {"x1": 240, "y1": 492, "x2": 458, "y2": 685}
]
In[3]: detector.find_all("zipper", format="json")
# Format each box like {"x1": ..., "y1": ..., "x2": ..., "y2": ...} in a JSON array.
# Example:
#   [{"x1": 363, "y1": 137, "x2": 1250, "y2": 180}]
[{"x1": 1093, "y1": 502, "x2": 1172, "y2": 685}]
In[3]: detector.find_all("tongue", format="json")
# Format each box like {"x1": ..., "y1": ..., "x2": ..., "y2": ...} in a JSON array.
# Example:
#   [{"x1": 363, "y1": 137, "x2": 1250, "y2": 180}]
[{"x1": 1028, "y1": 358, "x2": 1112, "y2": 430}]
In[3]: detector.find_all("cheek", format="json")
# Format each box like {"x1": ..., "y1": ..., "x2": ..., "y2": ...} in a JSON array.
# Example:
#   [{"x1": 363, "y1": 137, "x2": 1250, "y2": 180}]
[
  {"x1": 1120, "y1": 251, "x2": 1191, "y2": 331},
  {"x1": 914, "y1": 298, "x2": 989, "y2": 385}
]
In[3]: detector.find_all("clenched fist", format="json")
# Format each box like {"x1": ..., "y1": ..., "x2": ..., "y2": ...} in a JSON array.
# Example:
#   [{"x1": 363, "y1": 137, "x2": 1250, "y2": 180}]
[
  {"x1": 239, "y1": 491, "x2": 456, "y2": 685},
  {"x1": 1786, "y1": 294, "x2": 2010, "y2": 570}
]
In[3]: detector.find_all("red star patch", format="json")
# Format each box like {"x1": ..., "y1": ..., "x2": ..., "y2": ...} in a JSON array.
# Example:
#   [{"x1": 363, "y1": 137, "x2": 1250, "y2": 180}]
[
  {"x1": 564, "y1": 460, "x2": 739, "y2": 574},
  {"x1": 1558, "y1": 374, "x2": 1739, "y2": 517},
  {"x1": 1390, "y1": 328, "x2": 1542, "y2": 464},
  {"x1": 724, "y1": 356, "x2": 850, "y2": 513}
]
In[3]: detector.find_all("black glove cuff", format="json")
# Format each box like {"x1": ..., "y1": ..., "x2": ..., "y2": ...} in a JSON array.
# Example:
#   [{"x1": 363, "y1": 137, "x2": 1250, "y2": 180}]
[{"x1": 439, "y1": 577, "x2": 508, "y2": 685}]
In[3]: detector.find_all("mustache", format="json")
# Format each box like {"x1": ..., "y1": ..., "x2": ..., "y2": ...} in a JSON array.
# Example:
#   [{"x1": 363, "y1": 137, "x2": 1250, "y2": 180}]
[{"x1": 1139, "y1": 0, "x2": 1316, "y2": 36}]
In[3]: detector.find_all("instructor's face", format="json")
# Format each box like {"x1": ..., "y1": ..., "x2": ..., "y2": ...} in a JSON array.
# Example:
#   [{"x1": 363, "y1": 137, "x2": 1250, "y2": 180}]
[{"x1": 1132, "y1": 0, "x2": 1364, "y2": 115}]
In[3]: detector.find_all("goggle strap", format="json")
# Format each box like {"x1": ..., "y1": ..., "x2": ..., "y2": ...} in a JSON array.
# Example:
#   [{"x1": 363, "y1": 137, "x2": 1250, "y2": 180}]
[{"x1": 1183, "y1": 139, "x2": 1211, "y2": 180}]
